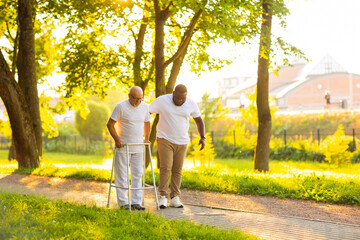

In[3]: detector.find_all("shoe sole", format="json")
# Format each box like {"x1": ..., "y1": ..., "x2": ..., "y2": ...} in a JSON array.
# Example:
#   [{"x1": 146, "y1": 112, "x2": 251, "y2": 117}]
[
  {"x1": 160, "y1": 205, "x2": 167, "y2": 209},
  {"x1": 170, "y1": 205, "x2": 184, "y2": 208}
]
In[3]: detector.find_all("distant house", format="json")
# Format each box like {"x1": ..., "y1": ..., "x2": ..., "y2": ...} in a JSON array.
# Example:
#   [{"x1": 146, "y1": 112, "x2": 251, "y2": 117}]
[{"x1": 221, "y1": 55, "x2": 360, "y2": 112}]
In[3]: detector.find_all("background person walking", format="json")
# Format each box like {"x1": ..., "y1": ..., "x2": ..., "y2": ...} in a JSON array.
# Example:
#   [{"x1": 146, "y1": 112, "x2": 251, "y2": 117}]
[
  {"x1": 107, "y1": 86, "x2": 151, "y2": 210},
  {"x1": 150, "y1": 84, "x2": 205, "y2": 209}
]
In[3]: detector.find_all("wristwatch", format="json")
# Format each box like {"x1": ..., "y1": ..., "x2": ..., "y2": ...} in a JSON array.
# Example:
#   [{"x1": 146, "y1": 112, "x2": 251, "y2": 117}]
[{"x1": 201, "y1": 136, "x2": 206, "y2": 139}]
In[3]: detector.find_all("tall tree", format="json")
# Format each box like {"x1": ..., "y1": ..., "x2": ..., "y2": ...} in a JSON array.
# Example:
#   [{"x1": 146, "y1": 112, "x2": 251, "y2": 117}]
[
  {"x1": 17, "y1": 0, "x2": 42, "y2": 156},
  {"x1": 0, "y1": 50, "x2": 39, "y2": 168},
  {"x1": 50, "y1": 0, "x2": 262, "y2": 165},
  {"x1": 0, "y1": 0, "x2": 44, "y2": 167},
  {"x1": 254, "y1": 0, "x2": 272, "y2": 172}
]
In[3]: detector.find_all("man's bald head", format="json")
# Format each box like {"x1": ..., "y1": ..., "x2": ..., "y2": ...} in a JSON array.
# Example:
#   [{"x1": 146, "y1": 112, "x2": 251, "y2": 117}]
[
  {"x1": 174, "y1": 84, "x2": 187, "y2": 94},
  {"x1": 173, "y1": 84, "x2": 187, "y2": 106},
  {"x1": 128, "y1": 86, "x2": 143, "y2": 107},
  {"x1": 130, "y1": 86, "x2": 143, "y2": 96}
]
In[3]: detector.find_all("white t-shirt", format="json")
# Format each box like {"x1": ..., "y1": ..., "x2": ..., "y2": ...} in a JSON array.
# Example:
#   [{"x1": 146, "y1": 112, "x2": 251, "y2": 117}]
[
  {"x1": 110, "y1": 100, "x2": 151, "y2": 152},
  {"x1": 149, "y1": 94, "x2": 201, "y2": 145}
]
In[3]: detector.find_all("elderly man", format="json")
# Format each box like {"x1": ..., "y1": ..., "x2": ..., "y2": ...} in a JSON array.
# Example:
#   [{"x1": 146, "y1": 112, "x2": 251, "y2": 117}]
[
  {"x1": 107, "y1": 86, "x2": 150, "y2": 210},
  {"x1": 149, "y1": 84, "x2": 205, "y2": 209}
]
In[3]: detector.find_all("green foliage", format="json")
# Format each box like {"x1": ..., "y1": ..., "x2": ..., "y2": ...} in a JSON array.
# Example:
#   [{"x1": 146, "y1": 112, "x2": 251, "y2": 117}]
[
  {"x1": 40, "y1": 94, "x2": 60, "y2": 138},
  {"x1": 0, "y1": 114, "x2": 12, "y2": 139},
  {"x1": 320, "y1": 125, "x2": 352, "y2": 167},
  {"x1": 44, "y1": 135, "x2": 111, "y2": 155},
  {"x1": 187, "y1": 133, "x2": 216, "y2": 167},
  {"x1": 75, "y1": 101, "x2": 110, "y2": 138},
  {"x1": 239, "y1": 89, "x2": 278, "y2": 126},
  {"x1": 270, "y1": 147, "x2": 325, "y2": 162},
  {"x1": 213, "y1": 139, "x2": 254, "y2": 159},
  {"x1": 223, "y1": 122, "x2": 257, "y2": 151},
  {"x1": 200, "y1": 93, "x2": 228, "y2": 132},
  {"x1": 0, "y1": 193, "x2": 258, "y2": 240},
  {"x1": 57, "y1": 122, "x2": 76, "y2": 137}
]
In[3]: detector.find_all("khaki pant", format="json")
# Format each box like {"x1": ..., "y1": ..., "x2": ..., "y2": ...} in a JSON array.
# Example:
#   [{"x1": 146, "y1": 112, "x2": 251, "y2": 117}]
[{"x1": 157, "y1": 138, "x2": 187, "y2": 198}]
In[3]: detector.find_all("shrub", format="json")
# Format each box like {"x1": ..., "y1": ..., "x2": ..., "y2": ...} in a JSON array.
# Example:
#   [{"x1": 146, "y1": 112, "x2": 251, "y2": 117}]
[
  {"x1": 213, "y1": 139, "x2": 254, "y2": 159},
  {"x1": 351, "y1": 151, "x2": 360, "y2": 164},
  {"x1": 320, "y1": 125, "x2": 352, "y2": 166},
  {"x1": 188, "y1": 133, "x2": 216, "y2": 167},
  {"x1": 75, "y1": 101, "x2": 110, "y2": 138},
  {"x1": 269, "y1": 147, "x2": 325, "y2": 162}
]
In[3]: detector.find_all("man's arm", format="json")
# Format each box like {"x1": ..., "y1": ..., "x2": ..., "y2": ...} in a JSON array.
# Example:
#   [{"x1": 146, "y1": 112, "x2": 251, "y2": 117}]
[
  {"x1": 193, "y1": 116, "x2": 205, "y2": 151},
  {"x1": 107, "y1": 118, "x2": 123, "y2": 148},
  {"x1": 144, "y1": 121, "x2": 151, "y2": 144}
]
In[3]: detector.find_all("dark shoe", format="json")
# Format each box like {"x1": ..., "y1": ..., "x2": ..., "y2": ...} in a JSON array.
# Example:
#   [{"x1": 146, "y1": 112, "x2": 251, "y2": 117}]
[
  {"x1": 119, "y1": 204, "x2": 130, "y2": 210},
  {"x1": 131, "y1": 204, "x2": 145, "y2": 211}
]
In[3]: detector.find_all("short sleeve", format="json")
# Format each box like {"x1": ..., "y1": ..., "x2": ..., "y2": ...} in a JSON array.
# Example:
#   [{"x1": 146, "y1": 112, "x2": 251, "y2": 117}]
[
  {"x1": 149, "y1": 97, "x2": 160, "y2": 114},
  {"x1": 144, "y1": 104, "x2": 151, "y2": 122},
  {"x1": 110, "y1": 104, "x2": 122, "y2": 121},
  {"x1": 190, "y1": 100, "x2": 201, "y2": 118}
]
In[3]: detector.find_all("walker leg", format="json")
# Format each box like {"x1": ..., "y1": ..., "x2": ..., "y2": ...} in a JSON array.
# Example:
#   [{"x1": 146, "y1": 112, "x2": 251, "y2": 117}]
[
  {"x1": 107, "y1": 148, "x2": 116, "y2": 208},
  {"x1": 148, "y1": 144, "x2": 159, "y2": 210},
  {"x1": 142, "y1": 145, "x2": 145, "y2": 207}
]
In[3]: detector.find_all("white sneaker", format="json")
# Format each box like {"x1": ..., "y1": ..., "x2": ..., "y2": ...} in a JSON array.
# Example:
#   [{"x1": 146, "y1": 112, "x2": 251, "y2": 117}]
[
  {"x1": 170, "y1": 196, "x2": 184, "y2": 208},
  {"x1": 159, "y1": 196, "x2": 168, "y2": 209}
]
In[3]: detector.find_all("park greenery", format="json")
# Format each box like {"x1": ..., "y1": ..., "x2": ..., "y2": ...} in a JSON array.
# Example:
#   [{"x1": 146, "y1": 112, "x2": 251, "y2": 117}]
[
  {"x1": 0, "y1": 192, "x2": 258, "y2": 240},
  {"x1": 1, "y1": 150, "x2": 359, "y2": 205},
  {"x1": 0, "y1": 0, "x2": 308, "y2": 170}
]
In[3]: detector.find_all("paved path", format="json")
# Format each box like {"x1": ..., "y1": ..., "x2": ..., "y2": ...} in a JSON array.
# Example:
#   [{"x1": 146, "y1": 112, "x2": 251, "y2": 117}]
[{"x1": 1, "y1": 173, "x2": 359, "y2": 240}]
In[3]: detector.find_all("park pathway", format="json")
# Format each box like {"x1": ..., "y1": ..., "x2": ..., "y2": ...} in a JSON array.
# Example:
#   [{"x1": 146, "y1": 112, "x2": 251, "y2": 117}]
[{"x1": 1, "y1": 173, "x2": 360, "y2": 240}]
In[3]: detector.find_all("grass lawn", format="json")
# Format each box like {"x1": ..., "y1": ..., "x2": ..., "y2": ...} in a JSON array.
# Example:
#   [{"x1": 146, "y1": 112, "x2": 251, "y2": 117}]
[
  {"x1": 0, "y1": 192, "x2": 258, "y2": 240},
  {"x1": 1, "y1": 150, "x2": 360, "y2": 205}
]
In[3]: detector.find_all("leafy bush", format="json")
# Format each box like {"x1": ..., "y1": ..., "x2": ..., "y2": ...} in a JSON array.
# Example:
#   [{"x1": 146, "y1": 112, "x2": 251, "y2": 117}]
[
  {"x1": 75, "y1": 101, "x2": 110, "y2": 138},
  {"x1": 187, "y1": 133, "x2": 216, "y2": 167},
  {"x1": 351, "y1": 151, "x2": 360, "y2": 164},
  {"x1": 320, "y1": 125, "x2": 352, "y2": 166},
  {"x1": 213, "y1": 139, "x2": 253, "y2": 159},
  {"x1": 223, "y1": 123, "x2": 257, "y2": 151},
  {"x1": 270, "y1": 147, "x2": 325, "y2": 162}
]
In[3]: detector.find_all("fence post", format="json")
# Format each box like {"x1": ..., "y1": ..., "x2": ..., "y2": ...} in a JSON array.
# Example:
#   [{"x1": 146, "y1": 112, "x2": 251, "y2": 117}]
[
  {"x1": 353, "y1": 128, "x2": 356, "y2": 150},
  {"x1": 317, "y1": 129, "x2": 320, "y2": 145},
  {"x1": 233, "y1": 130, "x2": 236, "y2": 147},
  {"x1": 284, "y1": 129, "x2": 287, "y2": 147},
  {"x1": 211, "y1": 131, "x2": 214, "y2": 144},
  {"x1": 190, "y1": 132, "x2": 193, "y2": 143}
]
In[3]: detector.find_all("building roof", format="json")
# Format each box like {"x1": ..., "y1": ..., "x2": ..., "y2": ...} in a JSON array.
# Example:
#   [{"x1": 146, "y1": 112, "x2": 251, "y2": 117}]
[
  {"x1": 275, "y1": 54, "x2": 348, "y2": 98},
  {"x1": 225, "y1": 54, "x2": 349, "y2": 100}
]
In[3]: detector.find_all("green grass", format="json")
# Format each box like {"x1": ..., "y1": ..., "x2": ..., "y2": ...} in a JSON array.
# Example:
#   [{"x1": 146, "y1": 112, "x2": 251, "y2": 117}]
[
  {"x1": 0, "y1": 150, "x2": 107, "y2": 165},
  {"x1": 1, "y1": 150, "x2": 360, "y2": 205},
  {"x1": 0, "y1": 192, "x2": 257, "y2": 240},
  {"x1": 213, "y1": 157, "x2": 360, "y2": 175}
]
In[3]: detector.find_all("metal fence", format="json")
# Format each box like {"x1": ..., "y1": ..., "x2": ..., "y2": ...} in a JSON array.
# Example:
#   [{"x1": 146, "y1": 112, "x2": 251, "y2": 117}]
[
  {"x1": 1, "y1": 128, "x2": 358, "y2": 153},
  {"x1": 189, "y1": 128, "x2": 358, "y2": 150}
]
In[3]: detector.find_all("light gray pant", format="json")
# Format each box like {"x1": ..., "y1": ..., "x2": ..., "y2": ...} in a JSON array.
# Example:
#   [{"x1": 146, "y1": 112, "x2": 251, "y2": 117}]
[{"x1": 114, "y1": 149, "x2": 144, "y2": 206}]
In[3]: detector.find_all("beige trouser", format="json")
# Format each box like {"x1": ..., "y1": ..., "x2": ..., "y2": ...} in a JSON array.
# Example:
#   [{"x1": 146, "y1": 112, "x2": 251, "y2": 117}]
[{"x1": 157, "y1": 138, "x2": 188, "y2": 198}]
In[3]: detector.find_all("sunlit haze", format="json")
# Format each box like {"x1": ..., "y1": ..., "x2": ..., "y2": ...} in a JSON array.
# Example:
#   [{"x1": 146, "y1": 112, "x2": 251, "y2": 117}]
[{"x1": 178, "y1": 0, "x2": 360, "y2": 102}]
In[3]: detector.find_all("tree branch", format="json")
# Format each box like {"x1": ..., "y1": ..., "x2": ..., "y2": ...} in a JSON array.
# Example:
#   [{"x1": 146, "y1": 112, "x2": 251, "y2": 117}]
[
  {"x1": 163, "y1": 8, "x2": 203, "y2": 69},
  {"x1": 6, "y1": 22, "x2": 15, "y2": 41}
]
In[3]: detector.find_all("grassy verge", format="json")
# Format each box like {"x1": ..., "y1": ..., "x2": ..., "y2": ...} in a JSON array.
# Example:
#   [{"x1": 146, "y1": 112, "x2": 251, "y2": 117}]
[
  {"x1": 0, "y1": 192, "x2": 257, "y2": 240},
  {"x1": 1, "y1": 150, "x2": 359, "y2": 205}
]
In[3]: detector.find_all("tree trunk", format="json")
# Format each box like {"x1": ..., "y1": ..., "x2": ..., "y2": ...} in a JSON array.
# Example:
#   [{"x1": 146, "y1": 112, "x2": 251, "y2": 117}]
[
  {"x1": 17, "y1": 0, "x2": 42, "y2": 156},
  {"x1": 154, "y1": 0, "x2": 168, "y2": 97},
  {"x1": 0, "y1": 50, "x2": 39, "y2": 168},
  {"x1": 254, "y1": 0, "x2": 272, "y2": 172}
]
